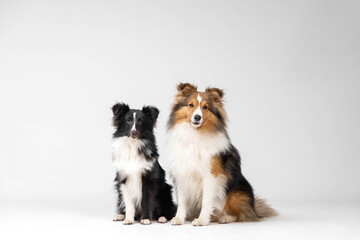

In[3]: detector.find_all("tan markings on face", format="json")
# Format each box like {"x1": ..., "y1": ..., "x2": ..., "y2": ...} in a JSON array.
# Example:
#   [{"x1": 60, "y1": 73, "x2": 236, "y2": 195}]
[
  {"x1": 223, "y1": 191, "x2": 258, "y2": 222},
  {"x1": 172, "y1": 90, "x2": 227, "y2": 131},
  {"x1": 197, "y1": 92, "x2": 223, "y2": 132},
  {"x1": 173, "y1": 92, "x2": 199, "y2": 125}
]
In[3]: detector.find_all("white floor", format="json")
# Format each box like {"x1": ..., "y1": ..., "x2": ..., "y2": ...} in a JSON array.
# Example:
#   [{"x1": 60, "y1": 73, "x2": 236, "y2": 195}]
[{"x1": 1, "y1": 199, "x2": 359, "y2": 240}]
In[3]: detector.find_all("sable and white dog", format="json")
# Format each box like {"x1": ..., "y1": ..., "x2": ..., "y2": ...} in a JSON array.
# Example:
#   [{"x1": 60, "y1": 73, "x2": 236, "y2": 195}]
[{"x1": 168, "y1": 83, "x2": 277, "y2": 226}]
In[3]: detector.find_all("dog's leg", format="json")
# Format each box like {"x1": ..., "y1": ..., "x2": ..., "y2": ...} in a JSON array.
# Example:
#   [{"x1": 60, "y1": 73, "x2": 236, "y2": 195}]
[
  {"x1": 171, "y1": 187, "x2": 187, "y2": 225},
  {"x1": 114, "y1": 173, "x2": 125, "y2": 221},
  {"x1": 192, "y1": 175, "x2": 216, "y2": 226},
  {"x1": 121, "y1": 185, "x2": 135, "y2": 225},
  {"x1": 157, "y1": 183, "x2": 174, "y2": 224},
  {"x1": 140, "y1": 180, "x2": 153, "y2": 225}
]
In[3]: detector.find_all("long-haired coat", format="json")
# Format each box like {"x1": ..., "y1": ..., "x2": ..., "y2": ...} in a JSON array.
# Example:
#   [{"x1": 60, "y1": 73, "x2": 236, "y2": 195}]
[
  {"x1": 167, "y1": 83, "x2": 277, "y2": 226},
  {"x1": 112, "y1": 103, "x2": 175, "y2": 225}
]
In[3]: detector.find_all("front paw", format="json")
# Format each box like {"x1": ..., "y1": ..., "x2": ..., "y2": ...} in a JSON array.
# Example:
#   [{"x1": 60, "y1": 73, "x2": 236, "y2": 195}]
[
  {"x1": 192, "y1": 218, "x2": 210, "y2": 226},
  {"x1": 123, "y1": 218, "x2": 134, "y2": 225},
  {"x1": 171, "y1": 216, "x2": 184, "y2": 225},
  {"x1": 140, "y1": 219, "x2": 151, "y2": 225}
]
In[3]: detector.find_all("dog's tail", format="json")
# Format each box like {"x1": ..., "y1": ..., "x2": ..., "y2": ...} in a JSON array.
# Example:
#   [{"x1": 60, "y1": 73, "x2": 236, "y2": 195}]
[{"x1": 255, "y1": 197, "x2": 278, "y2": 218}]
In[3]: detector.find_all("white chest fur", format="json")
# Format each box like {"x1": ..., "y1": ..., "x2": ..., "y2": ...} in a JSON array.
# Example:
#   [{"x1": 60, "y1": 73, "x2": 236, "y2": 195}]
[
  {"x1": 112, "y1": 137, "x2": 153, "y2": 206},
  {"x1": 168, "y1": 123, "x2": 230, "y2": 175},
  {"x1": 168, "y1": 123, "x2": 230, "y2": 213},
  {"x1": 112, "y1": 137, "x2": 153, "y2": 174}
]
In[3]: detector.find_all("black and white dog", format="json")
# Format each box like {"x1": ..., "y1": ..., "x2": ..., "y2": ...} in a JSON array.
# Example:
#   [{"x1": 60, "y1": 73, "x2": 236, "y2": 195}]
[{"x1": 111, "y1": 103, "x2": 175, "y2": 225}]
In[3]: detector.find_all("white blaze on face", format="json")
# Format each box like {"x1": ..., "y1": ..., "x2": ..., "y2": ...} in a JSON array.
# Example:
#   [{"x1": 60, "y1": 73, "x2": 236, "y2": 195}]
[
  {"x1": 191, "y1": 94, "x2": 203, "y2": 128},
  {"x1": 131, "y1": 112, "x2": 137, "y2": 131}
]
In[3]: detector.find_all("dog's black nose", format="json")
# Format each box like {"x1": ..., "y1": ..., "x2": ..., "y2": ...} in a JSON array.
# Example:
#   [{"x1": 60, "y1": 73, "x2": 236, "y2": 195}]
[
  {"x1": 130, "y1": 130, "x2": 137, "y2": 138},
  {"x1": 194, "y1": 115, "x2": 201, "y2": 121}
]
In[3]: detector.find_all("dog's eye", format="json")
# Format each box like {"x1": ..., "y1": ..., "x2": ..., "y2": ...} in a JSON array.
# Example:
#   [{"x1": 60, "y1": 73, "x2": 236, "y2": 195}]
[
  {"x1": 127, "y1": 119, "x2": 132, "y2": 124},
  {"x1": 189, "y1": 103, "x2": 194, "y2": 108},
  {"x1": 203, "y1": 106, "x2": 208, "y2": 110},
  {"x1": 137, "y1": 119, "x2": 142, "y2": 124}
]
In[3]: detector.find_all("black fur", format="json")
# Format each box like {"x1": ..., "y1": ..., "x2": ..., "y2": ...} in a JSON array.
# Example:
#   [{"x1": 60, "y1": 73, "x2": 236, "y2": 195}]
[
  {"x1": 219, "y1": 144, "x2": 255, "y2": 208},
  {"x1": 167, "y1": 94, "x2": 227, "y2": 132},
  {"x1": 112, "y1": 103, "x2": 176, "y2": 222},
  {"x1": 167, "y1": 98, "x2": 188, "y2": 130},
  {"x1": 167, "y1": 83, "x2": 258, "y2": 220}
]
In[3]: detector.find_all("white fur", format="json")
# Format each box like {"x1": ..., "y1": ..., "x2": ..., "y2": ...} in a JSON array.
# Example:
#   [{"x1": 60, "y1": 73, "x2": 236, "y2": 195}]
[
  {"x1": 168, "y1": 122, "x2": 230, "y2": 225},
  {"x1": 113, "y1": 214, "x2": 125, "y2": 221},
  {"x1": 131, "y1": 112, "x2": 136, "y2": 131},
  {"x1": 219, "y1": 214, "x2": 237, "y2": 224},
  {"x1": 191, "y1": 95, "x2": 203, "y2": 128},
  {"x1": 140, "y1": 219, "x2": 151, "y2": 225},
  {"x1": 158, "y1": 216, "x2": 167, "y2": 223},
  {"x1": 112, "y1": 136, "x2": 153, "y2": 223}
]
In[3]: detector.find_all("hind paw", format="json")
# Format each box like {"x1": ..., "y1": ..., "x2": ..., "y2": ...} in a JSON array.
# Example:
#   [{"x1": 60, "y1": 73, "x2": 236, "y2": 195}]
[
  {"x1": 140, "y1": 219, "x2": 151, "y2": 225},
  {"x1": 219, "y1": 215, "x2": 236, "y2": 224},
  {"x1": 158, "y1": 216, "x2": 167, "y2": 223},
  {"x1": 113, "y1": 214, "x2": 125, "y2": 221}
]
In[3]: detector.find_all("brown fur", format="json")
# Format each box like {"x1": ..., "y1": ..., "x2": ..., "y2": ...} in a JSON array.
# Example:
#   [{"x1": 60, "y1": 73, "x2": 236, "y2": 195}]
[
  {"x1": 172, "y1": 104, "x2": 191, "y2": 126},
  {"x1": 169, "y1": 83, "x2": 278, "y2": 223},
  {"x1": 224, "y1": 191, "x2": 258, "y2": 222},
  {"x1": 169, "y1": 83, "x2": 227, "y2": 132},
  {"x1": 210, "y1": 156, "x2": 226, "y2": 177},
  {"x1": 177, "y1": 83, "x2": 198, "y2": 97},
  {"x1": 254, "y1": 197, "x2": 278, "y2": 218}
]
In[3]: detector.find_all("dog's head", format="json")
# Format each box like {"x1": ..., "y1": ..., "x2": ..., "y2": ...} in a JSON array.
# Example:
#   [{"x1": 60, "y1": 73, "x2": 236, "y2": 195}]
[
  {"x1": 168, "y1": 83, "x2": 227, "y2": 132},
  {"x1": 112, "y1": 103, "x2": 159, "y2": 139}
]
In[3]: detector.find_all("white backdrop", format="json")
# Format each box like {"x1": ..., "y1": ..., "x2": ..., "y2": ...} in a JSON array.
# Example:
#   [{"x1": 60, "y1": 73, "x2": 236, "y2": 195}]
[{"x1": 0, "y1": 0, "x2": 359, "y2": 204}]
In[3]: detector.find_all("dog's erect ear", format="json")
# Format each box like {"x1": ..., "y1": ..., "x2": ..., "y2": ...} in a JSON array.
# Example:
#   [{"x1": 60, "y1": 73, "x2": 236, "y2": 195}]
[
  {"x1": 142, "y1": 106, "x2": 159, "y2": 123},
  {"x1": 205, "y1": 87, "x2": 224, "y2": 99},
  {"x1": 112, "y1": 102, "x2": 130, "y2": 117},
  {"x1": 177, "y1": 83, "x2": 197, "y2": 97},
  {"x1": 112, "y1": 103, "x2": 130, "y2": 127}
]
